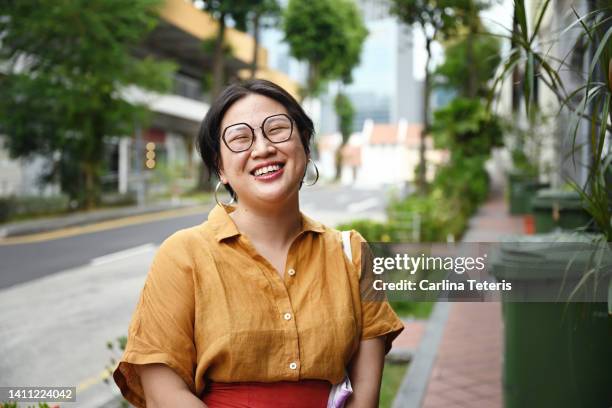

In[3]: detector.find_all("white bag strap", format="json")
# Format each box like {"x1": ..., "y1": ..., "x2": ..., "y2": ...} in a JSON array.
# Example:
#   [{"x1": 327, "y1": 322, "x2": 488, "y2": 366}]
[{"x1": 341, "y1": 230, "x2": 352, "y2": 261}]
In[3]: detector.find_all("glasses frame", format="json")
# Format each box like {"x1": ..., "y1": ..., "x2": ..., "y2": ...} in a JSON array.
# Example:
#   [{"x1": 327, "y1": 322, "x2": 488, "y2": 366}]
[{"x1": 221, "y1": 113, "x2": 294, "y2": 153}]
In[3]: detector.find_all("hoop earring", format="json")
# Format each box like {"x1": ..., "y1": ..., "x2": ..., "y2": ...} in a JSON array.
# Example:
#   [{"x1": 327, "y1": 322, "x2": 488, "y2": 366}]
[
  {"x1": 214, "y1": 181, "x2": 236, "y2": 206},
  {"x1": 302, "y1": 158, "x2": 319, "y2": 187}
]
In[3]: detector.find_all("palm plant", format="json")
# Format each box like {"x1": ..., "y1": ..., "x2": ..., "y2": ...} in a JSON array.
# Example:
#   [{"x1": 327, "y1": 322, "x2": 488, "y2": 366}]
[{"x1": 491, "y1": 0, "x2": 612, "y2": 241}]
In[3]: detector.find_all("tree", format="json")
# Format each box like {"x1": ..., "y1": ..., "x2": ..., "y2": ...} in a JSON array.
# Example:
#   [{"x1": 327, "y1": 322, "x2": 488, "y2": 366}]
[
  {"x1": 245, "y1": 0, "x2": 282, "y2": 79},
  {"x1": 389, "y1": 0, "x2": 485, "y2": 193},
  {"x1": 0, "y1": 0, "x2": 175, "y2": 208},
  {"x1": 283, "y1": 0, "x2": 367, "y2": 99},
  {"x1": 334, "y1": 91, "x2": 355, "y2": 180},
  {"x1": 434, "y1": 29, "x2": 501, "y2": 98},
  {"x1": 197, "y1": 0, "x2": 252, "y2": 100}
]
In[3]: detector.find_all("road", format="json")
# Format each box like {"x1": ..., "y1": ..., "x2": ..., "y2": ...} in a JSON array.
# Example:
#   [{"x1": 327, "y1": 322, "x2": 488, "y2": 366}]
[
  {"x1": 0, "y1": 184, "x2": 389, "y2": 290},
  {"x1": 0, "y1": 184, "x2": 391, "y2": 407}
]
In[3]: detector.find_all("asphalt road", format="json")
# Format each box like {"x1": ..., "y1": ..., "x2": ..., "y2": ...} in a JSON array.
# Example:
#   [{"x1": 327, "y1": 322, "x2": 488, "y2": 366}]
[{"x1": 0, "y1": 184, "x2": 390, "y2": 290}]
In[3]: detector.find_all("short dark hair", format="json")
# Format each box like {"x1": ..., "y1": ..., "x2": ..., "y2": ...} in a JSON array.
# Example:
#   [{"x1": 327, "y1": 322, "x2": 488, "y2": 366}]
[{"x1": 196, "y1": 79, "x2": 314, "y2": 197}]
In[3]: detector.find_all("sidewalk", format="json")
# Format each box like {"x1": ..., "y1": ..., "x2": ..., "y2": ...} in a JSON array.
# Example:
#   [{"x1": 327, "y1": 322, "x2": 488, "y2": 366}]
[{"x1": 393, "y1": 192, "x2": 525, "y2": 408}]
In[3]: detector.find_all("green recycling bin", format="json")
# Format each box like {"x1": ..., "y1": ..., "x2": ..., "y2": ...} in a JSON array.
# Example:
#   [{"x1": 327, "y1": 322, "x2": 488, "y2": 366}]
[
  {"x1": 531, "y1": 189, "x2": 592, "y2": 233},
  {"x1": 491, "y1": 234, "x2": 612, "y2": 408},
  {"x1": 507, "y1": 172, "x2": 548, "y2": 215}
]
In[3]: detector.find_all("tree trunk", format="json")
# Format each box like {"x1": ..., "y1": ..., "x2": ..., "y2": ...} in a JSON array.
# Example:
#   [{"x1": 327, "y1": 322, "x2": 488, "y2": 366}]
[
  {"x1": 335, "y1": 141, "x2": 345, "y2": 181},
  {"x1": 417, "y1": 38, "x2": 432, "y2": 194},
  {"x1": 211, "y1": 12, "x2": 227, "y2": 101},
  {"x1": 250, "y1": 12, "x2": 261, "y2": 79},
  {"x1": 466, "y1": 32, "x2": 477, "y2": 98},
  {"x1": 199, "y1": 12, "x2": 226, "y2": 191}
]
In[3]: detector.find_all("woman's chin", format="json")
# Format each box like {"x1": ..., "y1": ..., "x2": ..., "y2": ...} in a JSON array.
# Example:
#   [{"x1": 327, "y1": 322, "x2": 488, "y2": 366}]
[{"x1": 251, "y1": 186, "x2": 297, "y2": 205}]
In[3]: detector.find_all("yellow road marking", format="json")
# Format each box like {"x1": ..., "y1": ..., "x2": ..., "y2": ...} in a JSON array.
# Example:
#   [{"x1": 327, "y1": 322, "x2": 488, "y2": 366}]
[
  {"x1": 0, "y1": 205, "x2": 210, "y2": 246},
  {"x1": 76, "y1": 366, "x2": 116, "y2": 393}
]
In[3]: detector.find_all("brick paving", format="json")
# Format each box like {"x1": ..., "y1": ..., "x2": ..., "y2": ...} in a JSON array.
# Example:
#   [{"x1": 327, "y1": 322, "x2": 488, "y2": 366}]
[
  {"x1": 393, "y1": 320, "x2": 426, "y2": 351},
  {"x1": 418, "y1": 193, "x2": 524, "y2": 408}
]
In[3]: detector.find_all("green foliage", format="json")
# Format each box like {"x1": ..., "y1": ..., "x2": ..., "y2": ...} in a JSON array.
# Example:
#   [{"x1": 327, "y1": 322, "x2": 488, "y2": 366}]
[
  {"x1": 431, "y1": 98, "x2": 503, "y2": 157},
  {"x1": 0, "y1": 0, "x2": 176, "y2": 209},
  {"x1": 283, "y1": 0, "x2": 367, "y2": 97},
  {"x1": 334, "y1": 92, "x2": 355, "y2": 143},
  {"x1": 389, "y1": 0, "x2": 491, "y2": 192},
  {"x1": 0, "y1": 195, "x2": 70, "y2": 223},
  {"x1": 339, "y1": 105, "x2": 494, "y2": 244},
  {"x1": 390, "y1": 0, "x2": 487, "y2": 42},
  {"x1": 491, "y1": 2, "x2": 612, "y2": 241},
  {"x1": 434, "y1": 32, "x2": 501, "y2": 97},
  {"x1": 336, "y1": 219, "x2": 402, "y2": 243},
  {"x1": 103, "y1": 336, "x2": 127, "y2": 387},
  {"x1": 199, "y1": 0, "x2": 253, "y2": 23},
  {"x1": 379, "y1": 362, "x2": 408, "y2": 408}
]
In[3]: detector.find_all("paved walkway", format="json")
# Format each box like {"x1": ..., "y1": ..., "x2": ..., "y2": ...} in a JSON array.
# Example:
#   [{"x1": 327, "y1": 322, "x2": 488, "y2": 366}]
[{"x1": 394, "y1": 192, "x2": 525, "y2": 407}]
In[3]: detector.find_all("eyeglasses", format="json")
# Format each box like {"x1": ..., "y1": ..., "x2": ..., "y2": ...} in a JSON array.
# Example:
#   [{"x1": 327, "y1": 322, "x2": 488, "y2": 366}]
[{"x1": 221, "y1": 113, "x2": 294, "y2": 153}]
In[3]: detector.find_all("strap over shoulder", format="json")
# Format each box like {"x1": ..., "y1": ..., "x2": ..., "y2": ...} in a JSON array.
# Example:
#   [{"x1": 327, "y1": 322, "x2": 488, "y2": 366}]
[{"x1": 341, "y1": 230, "x2": 352, "y2": 261}]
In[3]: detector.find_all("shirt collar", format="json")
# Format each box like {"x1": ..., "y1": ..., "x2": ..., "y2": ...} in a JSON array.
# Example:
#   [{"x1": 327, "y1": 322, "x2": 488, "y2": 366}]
[{"x1": 208, "y1": 204, "x2": 325, "y2": 242}]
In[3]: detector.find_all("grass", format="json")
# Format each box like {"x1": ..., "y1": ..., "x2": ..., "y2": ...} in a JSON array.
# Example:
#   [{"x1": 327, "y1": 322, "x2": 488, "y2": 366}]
[
  {"x1": 390, "y1": 301, "x2": 435, "y2": 319},
  {"x1": 379, "y1": 361, "x2": 409, "y2": 408}
]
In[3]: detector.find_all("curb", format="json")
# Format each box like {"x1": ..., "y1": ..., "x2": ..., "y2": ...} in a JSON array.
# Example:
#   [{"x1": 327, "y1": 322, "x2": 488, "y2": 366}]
[
  {"x1": 0, "y1": 200, "x2": 205, "y2": 238},
  {"x1": 392, "y1": 302, "x2": 451, "y2": 408}
]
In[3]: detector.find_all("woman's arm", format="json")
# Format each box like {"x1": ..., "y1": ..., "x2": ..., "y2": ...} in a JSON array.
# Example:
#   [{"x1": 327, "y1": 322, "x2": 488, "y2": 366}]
[
  {"x1": 345, "y1": 336, "x2": 386, "y2": 408},
  {"x1": 137, "y1": 363, "x2": 207, "y2": 408}
]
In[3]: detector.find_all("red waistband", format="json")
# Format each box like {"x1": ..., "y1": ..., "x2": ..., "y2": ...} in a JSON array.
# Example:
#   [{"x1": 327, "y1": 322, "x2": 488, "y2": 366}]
[{"x1": 202, "y1": 380, "x2": 332, "y2": 408}]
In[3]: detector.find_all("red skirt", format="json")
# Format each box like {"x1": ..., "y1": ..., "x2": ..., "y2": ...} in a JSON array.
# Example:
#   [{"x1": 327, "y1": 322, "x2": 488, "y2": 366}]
[{"x1": 201, "y1": 380, "x2": 332, "y2": 408}]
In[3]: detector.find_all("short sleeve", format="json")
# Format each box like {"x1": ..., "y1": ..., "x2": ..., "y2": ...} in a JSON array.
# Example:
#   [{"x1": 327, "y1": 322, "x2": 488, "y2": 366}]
[
  {"x1": 113, "y1": 232, "x2": 197, "y2": 408},
  {"x1": 349, "y1": 230, "x2": 404, "y2": 354}
]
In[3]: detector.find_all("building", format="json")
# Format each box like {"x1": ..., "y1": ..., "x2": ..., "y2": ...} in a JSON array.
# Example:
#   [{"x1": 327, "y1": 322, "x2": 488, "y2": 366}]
[
  {"x1": 0, "y1": 0, "x2": 298, "y2": 199},
  {"x1": 318, "y1": 0, "x2": 424, "y2": 136},
  {"x1": 318, "y1": 120, "x2": 447, "y2": 187}
]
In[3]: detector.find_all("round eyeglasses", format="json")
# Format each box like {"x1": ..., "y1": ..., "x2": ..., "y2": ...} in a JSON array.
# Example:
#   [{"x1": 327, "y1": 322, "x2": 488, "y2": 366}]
[{"x1": 221, "y1": 113, "x2": 294, "y2": 153}]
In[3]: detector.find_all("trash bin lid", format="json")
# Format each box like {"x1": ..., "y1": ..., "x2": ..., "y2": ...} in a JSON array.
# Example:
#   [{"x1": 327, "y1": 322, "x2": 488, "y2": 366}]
[
  {"x1": 532, "y1": 189, "x2": 585, "y2": 210},
  {"x1": 490, "y1": 232, "x2": 612, "y2": 280}
]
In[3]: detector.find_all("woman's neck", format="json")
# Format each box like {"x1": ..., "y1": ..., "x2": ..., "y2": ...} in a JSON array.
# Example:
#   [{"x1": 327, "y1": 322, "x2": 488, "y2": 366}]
[{"x1": 230, "y1": 199, "x2": 302, "y2": 249}]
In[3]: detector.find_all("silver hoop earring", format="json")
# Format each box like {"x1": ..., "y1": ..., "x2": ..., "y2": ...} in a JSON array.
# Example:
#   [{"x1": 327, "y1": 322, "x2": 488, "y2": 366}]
[
  {"x1": 214, "y1": 181, "x2": 236, "y2": 206},
  {"x1": 303, "y1": 158, "x2": 319, "y2": 187}
]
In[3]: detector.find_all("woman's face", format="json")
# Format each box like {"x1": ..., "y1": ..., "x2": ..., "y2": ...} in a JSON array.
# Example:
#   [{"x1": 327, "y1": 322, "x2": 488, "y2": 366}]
[{"x1": 218, "y1": 93, "x2": 308, "y2": 207}]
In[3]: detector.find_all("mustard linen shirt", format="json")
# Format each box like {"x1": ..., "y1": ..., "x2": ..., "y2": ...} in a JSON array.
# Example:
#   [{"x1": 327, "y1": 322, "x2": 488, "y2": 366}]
[{"x1": 113, "y1": 204, "x2": 404, "y2": 408}]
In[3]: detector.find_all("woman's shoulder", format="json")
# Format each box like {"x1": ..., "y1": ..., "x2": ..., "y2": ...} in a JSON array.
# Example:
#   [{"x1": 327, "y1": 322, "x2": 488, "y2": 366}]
[{"x1": 157, "y1": 222, "x2": 214, "y2": 257}]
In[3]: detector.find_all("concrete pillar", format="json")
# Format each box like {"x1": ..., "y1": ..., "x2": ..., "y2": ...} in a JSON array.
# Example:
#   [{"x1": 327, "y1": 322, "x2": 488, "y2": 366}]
[{"x1": 118, "y1": 137, "x2": 130, "y2": 194}]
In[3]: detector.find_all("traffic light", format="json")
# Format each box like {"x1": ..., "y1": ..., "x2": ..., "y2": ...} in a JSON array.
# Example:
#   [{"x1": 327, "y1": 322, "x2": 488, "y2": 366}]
[{"x1": 145, "y1": 142, "x2": 156, "y2": 169}]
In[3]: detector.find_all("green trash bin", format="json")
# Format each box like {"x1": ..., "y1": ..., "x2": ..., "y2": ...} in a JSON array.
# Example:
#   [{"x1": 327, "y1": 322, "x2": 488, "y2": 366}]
[
  {"x1": 531, "y1": 189, "x2": 592, "y2": 233},
  {"x1": 507, "y1": 172, "x2": 549, "y2": 215},
  {"x1": 491, "y1": 234, "x2": 612, "y2": 408}
]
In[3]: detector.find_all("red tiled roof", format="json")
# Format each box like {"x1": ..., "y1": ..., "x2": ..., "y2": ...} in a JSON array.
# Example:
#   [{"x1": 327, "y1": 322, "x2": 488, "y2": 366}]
[
  {"x1": 369, "y1": 124, "x2": 398, "y2": 144},
  {"x1": 341, "y1": 144, "x2": 361, "y2": 167}
]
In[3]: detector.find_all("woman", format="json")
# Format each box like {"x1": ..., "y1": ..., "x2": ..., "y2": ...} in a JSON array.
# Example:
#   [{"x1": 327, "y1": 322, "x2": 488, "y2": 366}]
[{"x1": 113, "y1": 79, "x2": 404, "y2": 408}]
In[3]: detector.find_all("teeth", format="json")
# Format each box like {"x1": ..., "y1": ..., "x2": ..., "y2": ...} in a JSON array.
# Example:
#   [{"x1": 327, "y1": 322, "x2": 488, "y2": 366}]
[{"x1": 254, "y1": 164, "x2": 281, "y2": 176}]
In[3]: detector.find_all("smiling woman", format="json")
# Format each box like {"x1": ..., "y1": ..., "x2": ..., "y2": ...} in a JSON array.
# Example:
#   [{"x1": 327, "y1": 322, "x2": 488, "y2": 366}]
[{"x1": 112, "y1": 79, "x2": 404, "y2": 408}]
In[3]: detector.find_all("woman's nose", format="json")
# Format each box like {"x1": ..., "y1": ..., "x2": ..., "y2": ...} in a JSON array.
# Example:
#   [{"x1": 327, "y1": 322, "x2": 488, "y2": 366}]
[{"x1": 250, "y1": 128, "x2": 275, "y2": 157}]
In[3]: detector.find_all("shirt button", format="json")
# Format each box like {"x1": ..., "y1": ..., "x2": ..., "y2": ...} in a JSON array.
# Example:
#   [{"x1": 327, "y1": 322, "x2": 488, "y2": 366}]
[
  {"x1": 287, "y1": 268, "x2": 296, "y2": 276},
  {"x1": 283, "y1": 312, "x2": 292, "y2": 321},
  {"x1": 289, "y1": 362, "x2": 298, "y2": 370}
]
